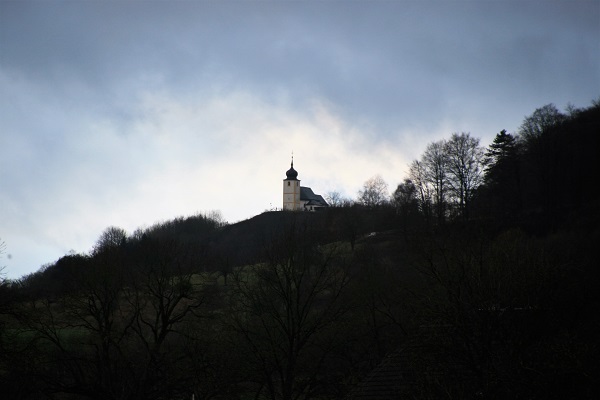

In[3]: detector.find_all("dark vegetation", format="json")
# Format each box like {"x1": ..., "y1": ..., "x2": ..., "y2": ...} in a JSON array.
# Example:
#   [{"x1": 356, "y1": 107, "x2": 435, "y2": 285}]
[{"x1": 1, "y1": 101, "x2": 599, "y2": 399}]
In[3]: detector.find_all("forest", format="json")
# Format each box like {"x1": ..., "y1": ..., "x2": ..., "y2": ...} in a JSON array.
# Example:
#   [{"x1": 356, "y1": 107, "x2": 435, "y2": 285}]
[{"x1": 1, "y1": 101, "x2": 599, "y2": 399}]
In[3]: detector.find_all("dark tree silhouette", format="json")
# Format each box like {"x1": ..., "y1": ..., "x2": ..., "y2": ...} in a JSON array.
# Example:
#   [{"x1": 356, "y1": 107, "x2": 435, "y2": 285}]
[
  {"x1": 445, "y1": 132, "x2": 485, "y2": 220},
  {"x1": 227, "y1": 217, "x2": 352, "y2": 400},
  {"x1": 481, "y1": 129, "x2": 522, "y2": 221},
  {"x1": 422, "y1": 140, "x2": 450, "y2": 224}
]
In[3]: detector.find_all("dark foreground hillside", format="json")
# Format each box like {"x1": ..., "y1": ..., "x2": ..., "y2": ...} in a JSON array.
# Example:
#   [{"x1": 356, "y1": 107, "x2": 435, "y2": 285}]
[{"x1": 2, "y1": 206, "x2": 598, "y2": 399}]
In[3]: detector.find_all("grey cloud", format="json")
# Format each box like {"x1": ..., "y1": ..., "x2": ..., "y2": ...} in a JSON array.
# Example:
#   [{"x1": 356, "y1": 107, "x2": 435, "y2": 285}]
[{"x1": 4, "y1": 1, "x2": 597, "y2": 131}]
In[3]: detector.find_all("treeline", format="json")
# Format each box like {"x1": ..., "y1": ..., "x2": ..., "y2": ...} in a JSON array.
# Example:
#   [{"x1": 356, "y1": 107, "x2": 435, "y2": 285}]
[
  {"x1": 0, "y1": 101, "x2": 599, "y2": 399},
  {"x1": 332, "y1": 101, "x2": 600, "y2": 232}
]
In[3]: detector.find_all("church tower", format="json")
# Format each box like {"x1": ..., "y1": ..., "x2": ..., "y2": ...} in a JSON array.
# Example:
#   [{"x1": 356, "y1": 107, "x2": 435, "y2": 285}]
[{"x1": 283, "y1": 157, "x2": 301, "y2": 211}]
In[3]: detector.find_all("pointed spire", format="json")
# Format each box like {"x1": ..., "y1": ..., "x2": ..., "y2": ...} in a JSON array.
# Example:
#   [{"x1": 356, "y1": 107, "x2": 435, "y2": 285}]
[{"x1": 285, "y1": 152, "x2": 298, "y2": 180}]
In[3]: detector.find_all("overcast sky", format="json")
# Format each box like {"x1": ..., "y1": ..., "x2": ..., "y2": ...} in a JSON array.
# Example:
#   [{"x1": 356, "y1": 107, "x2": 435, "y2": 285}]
[{"x1": 1, "y1": 0, "x2": 598, "y2": 279}]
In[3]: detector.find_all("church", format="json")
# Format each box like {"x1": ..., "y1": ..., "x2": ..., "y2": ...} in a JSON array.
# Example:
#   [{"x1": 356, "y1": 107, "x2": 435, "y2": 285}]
[{"x1": 283, "y1": 158, "x2": 329, "y2": 211}]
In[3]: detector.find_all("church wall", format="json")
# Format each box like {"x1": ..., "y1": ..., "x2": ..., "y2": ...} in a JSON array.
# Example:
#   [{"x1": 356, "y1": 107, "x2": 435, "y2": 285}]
[{"x1": 283, "y1": 180, "x2": 301, "y2": 210}]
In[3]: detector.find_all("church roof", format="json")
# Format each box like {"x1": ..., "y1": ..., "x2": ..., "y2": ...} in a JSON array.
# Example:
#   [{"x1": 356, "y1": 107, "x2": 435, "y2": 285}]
[
  {"x1": 285, "y1": 161, "x2": 299, "y2": 180},
  {"x1": 300, "y1": 186, "x2": 329, "y2": 207}
]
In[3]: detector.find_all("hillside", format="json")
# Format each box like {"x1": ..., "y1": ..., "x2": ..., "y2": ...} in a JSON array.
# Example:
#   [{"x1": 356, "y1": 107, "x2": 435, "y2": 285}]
[{"x1": 1, "y1": 102, "x2": 599, "y2": 400}]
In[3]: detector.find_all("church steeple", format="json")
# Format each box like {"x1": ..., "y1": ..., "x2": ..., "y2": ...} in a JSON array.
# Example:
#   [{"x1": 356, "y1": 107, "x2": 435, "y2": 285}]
[
  {"x1": 283, "y1": 155, "x2": 301, "y2": 210},
  {"x1": 285, "y1": 155, "x2": 299, "y2": 180}
]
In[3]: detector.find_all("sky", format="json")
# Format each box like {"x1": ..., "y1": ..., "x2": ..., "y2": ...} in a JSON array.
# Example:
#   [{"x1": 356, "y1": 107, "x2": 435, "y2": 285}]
[{"x1": 1, "y1": 0, "x2": 599, "y2": 280}]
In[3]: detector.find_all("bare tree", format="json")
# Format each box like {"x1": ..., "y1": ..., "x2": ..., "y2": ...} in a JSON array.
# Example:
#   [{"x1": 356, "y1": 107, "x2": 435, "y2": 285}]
[
  {"x1": 325, "y1": 191, "x2": 344, "y2": 207},
  {"x1": 15, "y1": 236, "x2": 209, "y2": 400},
  {"x1": 392, "y1": 179, "x2": 420, "y2": 220},
  {"x1": 228, "y1": 219, "x2": 351, "y2": 400},
  {"x1": 92, "y1": 226, "x2": 127, "y2": 255},
  {"x1": 15, "y1": 252, "x2": 133, "y2": 399},
  {"x1": 422, "y1": 140, "x2": 449, "y2": 224},
  {"x1": 125, "y1": 238, "x2": 208, "y2": 398},
  {"x1": 517, "y1": 104, "x2": 567, "y2": 217},
  {"x1": 357, "y1": 175, "x2": 389, "y2": 208},
  {"x1": 0, "y1": 238, "x2": 6, "y2": 283},
  {"x1": 408, "y1": 160, "x2": 433, "y2": 222},
  {"x1": 519, "y1": 103, "x2": 565, "y2": 146},
  {"x1": 445, "y1": 133, "x2": 485, "y2": 220},
  {"x1": 0, "y1": 238, "x2": 11, "y2": 328}
]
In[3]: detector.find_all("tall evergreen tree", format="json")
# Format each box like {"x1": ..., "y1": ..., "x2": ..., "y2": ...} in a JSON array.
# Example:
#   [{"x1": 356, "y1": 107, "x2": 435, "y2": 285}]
[{"x1": 483, "y1": 130, "x2": 522, "y2": 220}]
